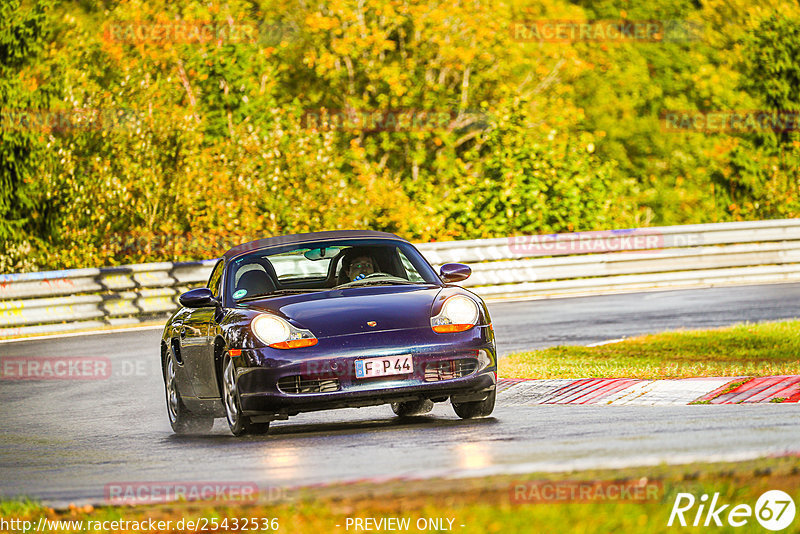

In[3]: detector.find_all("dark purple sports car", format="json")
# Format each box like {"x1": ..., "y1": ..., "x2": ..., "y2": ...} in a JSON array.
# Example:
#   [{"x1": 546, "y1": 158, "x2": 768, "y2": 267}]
[{"x1": 161, "y1": 230, "x2": 497, "y2": 435}]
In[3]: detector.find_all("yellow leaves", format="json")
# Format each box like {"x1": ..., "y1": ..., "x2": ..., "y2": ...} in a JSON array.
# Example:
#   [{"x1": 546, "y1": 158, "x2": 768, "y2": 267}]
[
  {"x1": 349, "y1": 143, "x2": 366, "y2": 159},
  {"x1": 20, "y1": 75, "x2": 39, "y2": 92},
  {"x1": 315, "y1": 51, "x2": 338, "y2": 72},
  {"x1": 305, "y1": 13, "x2": 339, "y2": 32},
  {"x1": 303, "y1": 50, "x2": 317, "y2": 68}
]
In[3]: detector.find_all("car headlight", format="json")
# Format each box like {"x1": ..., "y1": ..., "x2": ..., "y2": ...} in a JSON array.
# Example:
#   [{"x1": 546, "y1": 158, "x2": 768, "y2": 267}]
[
  {"x1": 431, "y1": 295, "x2": 480, "y2": 333},
  {"x1": 251, "y1": 314, "x2": 318, "y2": 349}
]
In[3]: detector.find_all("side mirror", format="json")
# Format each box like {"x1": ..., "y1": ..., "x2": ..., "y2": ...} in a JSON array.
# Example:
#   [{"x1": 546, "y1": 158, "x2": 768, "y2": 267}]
[
  {"x1": 179, "y1": 288, "x2": 219, "y2": 308},
  {"x1": 439, "y1": 263, "x2": 471, "y2": 283}
]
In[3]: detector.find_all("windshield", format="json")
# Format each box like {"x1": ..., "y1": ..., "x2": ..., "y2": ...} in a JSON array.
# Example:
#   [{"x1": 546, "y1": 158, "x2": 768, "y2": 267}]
[{"x1": 225, "y1": 239, "x2": 440, "y2": 302}]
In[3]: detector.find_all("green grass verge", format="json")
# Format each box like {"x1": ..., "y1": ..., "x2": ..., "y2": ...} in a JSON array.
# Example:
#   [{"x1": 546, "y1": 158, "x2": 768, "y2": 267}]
[
  {"x1": 501, "y1": 319, "x2": 800, "y2": 379},
  {"x1": 2, "y1": 457, "x2": 800, "y2": 533}
]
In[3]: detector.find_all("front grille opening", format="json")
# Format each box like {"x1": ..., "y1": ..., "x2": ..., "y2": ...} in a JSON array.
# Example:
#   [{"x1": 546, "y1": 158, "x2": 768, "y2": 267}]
[
  {"x1": 277, "y1": 375, "x2": 341, "y2": 394},
  {"x1": 424, "y1": 358, "x2": 478, "y2": 382}
]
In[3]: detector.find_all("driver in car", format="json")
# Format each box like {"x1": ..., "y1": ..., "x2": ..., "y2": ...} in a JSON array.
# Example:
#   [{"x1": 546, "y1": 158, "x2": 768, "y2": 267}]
[{"x1": 347, "y1": 255, "x2": 376, "y2": 281}]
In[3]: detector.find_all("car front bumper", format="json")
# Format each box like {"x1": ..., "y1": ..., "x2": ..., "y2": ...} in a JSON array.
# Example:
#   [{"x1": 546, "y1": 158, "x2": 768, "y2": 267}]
[{"x1": 233, "y1": 325, "x2": 497, "y2": 417}]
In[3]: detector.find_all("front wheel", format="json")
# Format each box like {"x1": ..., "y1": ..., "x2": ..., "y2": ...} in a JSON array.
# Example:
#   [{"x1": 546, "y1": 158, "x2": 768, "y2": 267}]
[
  {"x1": 222, "y1": 355, "x2": 270, "y2": 436},
  {"x1": 391, "y1": 399, "x2": 434, "y2": 417},
  {"x1": 165, "y1": 354, "x2": 214, "y2": 435},
  {"x1": 452, "y1": 387, "x2": 496, "y2": 419}
]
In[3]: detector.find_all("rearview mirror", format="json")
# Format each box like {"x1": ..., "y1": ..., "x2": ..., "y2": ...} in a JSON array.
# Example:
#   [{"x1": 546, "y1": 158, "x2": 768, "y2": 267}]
[
  {"x1": 439, "y1": 263, "x2": 471, "y2": 283},
  {"x1": 179, "y1": 288, "x2": 219, "y2": 308},
  {"x1": 304, "y1": 247, "x2": 341, "y2": 260}
]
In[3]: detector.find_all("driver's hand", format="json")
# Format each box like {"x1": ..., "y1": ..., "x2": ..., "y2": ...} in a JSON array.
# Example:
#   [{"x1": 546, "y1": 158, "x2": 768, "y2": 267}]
[{"x1": 353, "y1": 273, "x2": 366, "y2": 281}]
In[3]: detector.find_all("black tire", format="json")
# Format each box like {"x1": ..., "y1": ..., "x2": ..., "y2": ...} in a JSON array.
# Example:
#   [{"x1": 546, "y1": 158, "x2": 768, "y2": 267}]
[
  {"x1": 452, "y1": 387, "x2": 496, "y2": 419},
  {"x1": 222, "y1": 355, "x2": 270, "y2": 436},
  {"x1": 164, "y1": 353, "x2": 214, "y2": 435},
  {"x1": 391, "y1": 399, "x2": 434, "y2": 417}
]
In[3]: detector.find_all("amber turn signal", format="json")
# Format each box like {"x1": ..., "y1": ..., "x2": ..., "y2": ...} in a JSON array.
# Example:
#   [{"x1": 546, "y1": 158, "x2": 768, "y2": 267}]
[
  {"x1": 269, "y1": 338, "x2": 319, "y2": 349},
  {"x1": 432, "y1": 324, "x2": 474, "y2": 333}
]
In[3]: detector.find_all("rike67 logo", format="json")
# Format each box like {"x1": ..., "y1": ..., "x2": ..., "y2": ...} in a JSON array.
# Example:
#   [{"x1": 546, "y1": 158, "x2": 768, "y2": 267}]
[{"x1": 668, "y1": 490, "x2": 796, "y2": 530}]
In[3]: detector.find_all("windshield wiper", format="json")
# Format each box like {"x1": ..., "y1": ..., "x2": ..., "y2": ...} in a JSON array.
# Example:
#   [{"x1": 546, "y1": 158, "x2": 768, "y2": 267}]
[
  {"x1": 334, "y1": 279, "x2": 423, "y2": 289},
  {"x1": 236, "y1": 289, "x2": 320, "y2": 302}
]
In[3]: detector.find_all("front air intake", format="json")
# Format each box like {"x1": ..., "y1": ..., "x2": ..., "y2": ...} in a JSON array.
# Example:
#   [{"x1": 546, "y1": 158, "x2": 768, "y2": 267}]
[
  {"x1": 277, "y1": 375, "x2": 341, "y2": 394},
  {"x1": 423, "y1": 359, "x2": 478, "y2": 382}
]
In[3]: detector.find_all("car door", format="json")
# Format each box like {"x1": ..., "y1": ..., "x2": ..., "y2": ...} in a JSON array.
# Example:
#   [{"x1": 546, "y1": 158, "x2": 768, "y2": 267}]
[{"x1": 178, "y1": 260, "x2": 224, "y2": 398}]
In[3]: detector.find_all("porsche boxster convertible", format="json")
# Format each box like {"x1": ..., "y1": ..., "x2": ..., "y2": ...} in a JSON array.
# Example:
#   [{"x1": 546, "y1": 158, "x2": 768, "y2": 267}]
[{"x1": 161, "y1": 230, "x2": 497, "y2": 435}]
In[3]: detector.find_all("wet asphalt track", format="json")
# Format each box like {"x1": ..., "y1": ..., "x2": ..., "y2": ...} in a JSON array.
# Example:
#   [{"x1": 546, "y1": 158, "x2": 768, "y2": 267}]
[{"x1": 1, "y1": 284, "x2": 799, "y2": 505}]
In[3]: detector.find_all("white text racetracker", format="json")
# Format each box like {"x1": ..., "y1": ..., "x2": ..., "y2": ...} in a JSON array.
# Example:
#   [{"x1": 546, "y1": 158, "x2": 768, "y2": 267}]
[
  {"x1": 340, "y1": 517, "x2": 463, "y2": 531},
  {"x1": 354, "y1": 355, "x2": 413, "y2": 379}
]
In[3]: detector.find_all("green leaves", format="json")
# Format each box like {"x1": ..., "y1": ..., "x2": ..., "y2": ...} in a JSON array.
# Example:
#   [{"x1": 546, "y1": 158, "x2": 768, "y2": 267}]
[
  {"x1": 443, "y1": 98, "x2": 633, "y2": 237},
  {"x1": 0, "y1": 0, "x2": 59, "y2": 260},
  {"x1": 710, "y1": 12, "x2": 800, "y2": 221},
  {"x1": 741, "y1": 14, "x2": 800, "y2": 113}
]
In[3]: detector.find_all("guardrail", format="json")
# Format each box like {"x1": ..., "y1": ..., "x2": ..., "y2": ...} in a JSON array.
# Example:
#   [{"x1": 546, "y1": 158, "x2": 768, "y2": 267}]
[{"x1": 3, "y1": 219, "x2": 800, "y2": 336}]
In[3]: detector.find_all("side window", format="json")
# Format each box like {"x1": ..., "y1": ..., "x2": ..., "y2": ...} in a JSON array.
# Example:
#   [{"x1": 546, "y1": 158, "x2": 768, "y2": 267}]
[
  {"x1": 397, "y1": 249, "x2": 426, "y2": 282},
  {"x1": 207, "y1": 260, "x2": 225, "y2": 298}
]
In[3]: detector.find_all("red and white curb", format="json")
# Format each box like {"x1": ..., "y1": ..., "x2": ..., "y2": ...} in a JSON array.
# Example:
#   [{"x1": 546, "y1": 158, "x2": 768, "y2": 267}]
[{"x1": 496, "y1": 376, "x2": 800, "y2": 405}]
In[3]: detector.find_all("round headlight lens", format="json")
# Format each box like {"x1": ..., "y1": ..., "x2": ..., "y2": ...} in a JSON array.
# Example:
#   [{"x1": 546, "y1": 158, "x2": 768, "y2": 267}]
[
  {"x1": 252, "y1": 314, "x2": 291, "y2": 345},
  {"x1": 442, "y1": 296, "x2": 479, "y2": 325}
]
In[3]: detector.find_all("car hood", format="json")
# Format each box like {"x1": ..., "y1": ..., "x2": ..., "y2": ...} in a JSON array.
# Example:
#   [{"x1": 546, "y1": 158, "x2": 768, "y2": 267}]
[{"x1": 238, "y1": 285, "x2": 442, "y2": 338}]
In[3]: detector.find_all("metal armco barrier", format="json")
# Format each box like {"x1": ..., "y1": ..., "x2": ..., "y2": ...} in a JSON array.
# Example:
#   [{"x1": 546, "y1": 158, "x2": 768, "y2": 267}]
[{"x1": 2, "y1": 219, "x2": 800, "y2": 336}]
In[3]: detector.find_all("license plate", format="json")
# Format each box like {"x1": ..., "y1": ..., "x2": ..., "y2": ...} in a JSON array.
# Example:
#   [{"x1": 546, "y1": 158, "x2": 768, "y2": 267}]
[{"x1": 354, "y1": 355, "x2": 413, "y2": 379}]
